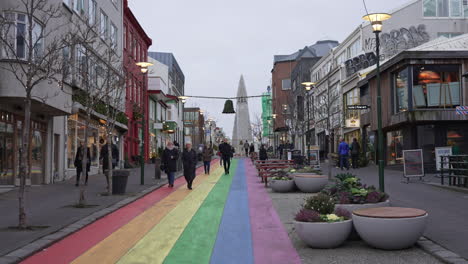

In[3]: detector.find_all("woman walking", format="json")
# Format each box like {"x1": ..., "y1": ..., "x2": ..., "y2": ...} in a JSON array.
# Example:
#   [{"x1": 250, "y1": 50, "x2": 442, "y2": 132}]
[
  {"x1": 202, "y1": 144, "x2": 213, "y2": 174},
  {"x1": 162, "y1": 141, "x2": 179, "y2": 187},
  {"x1": 259, "y1": 144, "x2": 268, "y2": 161},
  {"x1": 74, "y1": 141, "x2": 90, "y2": 187},
  {"x1": 182, "y1": 143, "x2": 198, "y2": 190}
]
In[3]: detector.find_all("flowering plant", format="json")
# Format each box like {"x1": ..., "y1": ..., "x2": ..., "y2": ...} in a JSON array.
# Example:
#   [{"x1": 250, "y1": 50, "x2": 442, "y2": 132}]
[
  {"x1": 321, "y1": 174, "x2": 388, "y2": 204},
  {"x1": 294, "y1": 194, "x2": 351, "y2": 223}
]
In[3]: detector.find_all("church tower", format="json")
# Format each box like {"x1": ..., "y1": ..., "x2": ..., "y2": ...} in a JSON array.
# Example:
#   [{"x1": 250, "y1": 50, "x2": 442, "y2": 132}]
[{"x1": 232, "y1": 75, "x2": 253, "y2": 153}]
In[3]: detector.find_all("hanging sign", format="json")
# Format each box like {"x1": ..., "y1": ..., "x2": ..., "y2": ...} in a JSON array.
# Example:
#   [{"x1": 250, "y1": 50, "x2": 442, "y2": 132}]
[
  {"x1": 403, "y1": 149, "x2": 424, "y2": 178},
  {"x1": 345, "y1": 118, "x2": 360, "y2": 128},
  {"x1": 455, "y1": 106, "x2": 468, "y2": 115}
]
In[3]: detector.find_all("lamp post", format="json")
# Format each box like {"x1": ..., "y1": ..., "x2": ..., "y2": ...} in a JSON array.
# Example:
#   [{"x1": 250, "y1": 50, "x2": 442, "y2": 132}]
[
  {"x1": 272, "y1": 114, "x2": 277, "y2": 157},
  {"x1": 136, "y1": 61, "x2": 153, "y2": 185},
  {"x1": 363, "y1": 13, "x2": 392, "y2": 192},
  {"x1": 302, "y1": 82, "x2": 315, "y2": 164},
  {"x1": 178, "y1": 96, "x2": 188, "y2": 148}
]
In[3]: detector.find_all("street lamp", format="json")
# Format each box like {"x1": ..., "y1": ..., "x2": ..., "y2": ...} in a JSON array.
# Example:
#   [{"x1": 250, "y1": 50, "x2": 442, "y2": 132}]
[
  {"x1": 363, "y1": 13, "x2": 391, "y2": 192},
  {"x1": 136, "y1": 61, "x2": 153, "y2": 185},
  {"x1": 178, "y1": 96, "x2": 188, "y2": 147},
  {"x1": 301, "y1": 82, "x2": 316, "y2": 164}
]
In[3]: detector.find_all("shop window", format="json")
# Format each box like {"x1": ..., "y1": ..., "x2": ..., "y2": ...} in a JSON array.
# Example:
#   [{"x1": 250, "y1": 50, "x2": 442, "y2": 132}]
[
  {"x1": 344, "y1": 88, "x2": 360, "y2": 120},
  {"x1": 387, "y1": 130, "x2": 404, "y2": 165},
  {"x1": 67, "y1": 116, "x2": 99, "y2": 169},
  {"x1": 394, "y1": 67, "x2": 409, "y2": 113},
  {"x1": 447, "y1": 128, "x2": 468, "y2": 155},
  {"x1": 412, "y1": 65, "x2": 460, "y2": 108},
  {"x1": 281, "y1": 79, "x2": 291, "y2": 90}
]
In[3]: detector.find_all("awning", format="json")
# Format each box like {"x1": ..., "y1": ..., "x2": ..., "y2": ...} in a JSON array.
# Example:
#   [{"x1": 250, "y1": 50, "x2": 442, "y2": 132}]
[{"x1": 148, "y1": 90, "x2": 180, "y2": 104}]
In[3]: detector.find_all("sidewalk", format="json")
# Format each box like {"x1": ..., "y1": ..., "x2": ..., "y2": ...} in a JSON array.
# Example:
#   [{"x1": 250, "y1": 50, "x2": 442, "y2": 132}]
[
  {"x1": 0, "y1": 163, "x2": 188, "y2": 259},
  {"x1": 321, "y1": 162, "x2": 468, "y2": 261}
]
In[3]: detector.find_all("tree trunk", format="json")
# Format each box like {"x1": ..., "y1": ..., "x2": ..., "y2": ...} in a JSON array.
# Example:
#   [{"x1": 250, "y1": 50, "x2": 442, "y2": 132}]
[
  {"x1": 107, "y1": 134, "x2": 113, "y2": 195},
  {"x1": 18, "y1": 97, "x2": 32, "y2": 229}
]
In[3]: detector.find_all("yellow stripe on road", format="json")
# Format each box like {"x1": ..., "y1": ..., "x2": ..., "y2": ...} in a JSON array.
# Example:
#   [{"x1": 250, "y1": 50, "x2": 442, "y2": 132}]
[
  {"x1": 116, "y1": 167, "x2": 224, "y2": 264},
  {"x1": 72, "y1": 166, "x2": 220, "y2": 264}
]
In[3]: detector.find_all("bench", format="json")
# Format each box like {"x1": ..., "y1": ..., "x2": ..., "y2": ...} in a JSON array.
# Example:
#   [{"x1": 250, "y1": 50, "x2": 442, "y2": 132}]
[
  {"x1": 257, "y1": 163, "x2": 294, "y2": 187},
  {"x1": 352, "y1": 207, "x2": 428, "y2": 250}
]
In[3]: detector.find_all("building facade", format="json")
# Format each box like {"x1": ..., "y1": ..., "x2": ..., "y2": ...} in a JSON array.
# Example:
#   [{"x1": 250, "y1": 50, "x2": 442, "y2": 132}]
[
  {"x1": 123, "y1": 0, "x2": 152, "y2": 163},
  {"x1": 183, "y1": 108, "x2": 205, "y2": 150}
]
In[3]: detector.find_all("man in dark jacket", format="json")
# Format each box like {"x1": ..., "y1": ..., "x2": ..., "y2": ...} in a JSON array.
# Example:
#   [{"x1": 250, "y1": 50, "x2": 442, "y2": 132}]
[
  {"x1": 259, "y1": 144, "x2": 268, "y2": 161},
  {"x1": 75, "y1": 142, "x2": 91, "y2": 186},
  {"x1": 182, "y1": 143, "x2": 198, "y2": 189},
  {"x1": 100, "y1": 141, "x2": 119, "y2": 190},
  {"x1": 162, "y1": 141, "x2": 179, "y2": 187},
  {"x1": 219, "y1": 138, "x2": 232, "y2": 175},
  {"x1": 350, "y1": 138, "x2": 360, "y2": 169}
]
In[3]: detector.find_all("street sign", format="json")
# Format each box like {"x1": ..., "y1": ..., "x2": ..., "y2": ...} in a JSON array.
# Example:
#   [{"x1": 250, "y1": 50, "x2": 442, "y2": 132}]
[
  {"x1": 455, "y1": 106, "x2": 468, "y2": 115},
  {"x1": 347, "y1": 105, "x2": 370, "y2": 110}
]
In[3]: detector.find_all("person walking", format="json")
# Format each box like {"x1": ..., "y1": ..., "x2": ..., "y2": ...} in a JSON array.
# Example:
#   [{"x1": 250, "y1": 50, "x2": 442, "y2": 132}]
[
  {"x1": 259, "y1": 144, "x2": 268, "y2": 161},
  {"x1": 249, "y1": 143, "x2": 255, "y2": 156},
  {"x1": 75, "y1": 142, "x2": 90, "y2": 186},
  {"x1": 182, "y1": 143, "x2": 197, "y2": 190},
  {"x1": 350, "y1": 138, "x2": 360, "y2": 169},
  {"x1": 202, "y1": 144, "x2": 213, "y2": 174},
  {"x1": 219, "y1": 138, "x2": 233, "y2": 175},
  {"x1": 338, "y1": 138, "x2": 350, "y2": 170},
  {"x1": 243, "y1": 141, "x2": 249, "y2": 156},
  {"x1": 162, "y1": 141, "x2": 179, "y2": 187},
  {"x1": 100, "y1": 140, "x2": 119, "y2": 191},
  {"x1": 278, "y1": 142, "x2": 284, "y2": 160}
]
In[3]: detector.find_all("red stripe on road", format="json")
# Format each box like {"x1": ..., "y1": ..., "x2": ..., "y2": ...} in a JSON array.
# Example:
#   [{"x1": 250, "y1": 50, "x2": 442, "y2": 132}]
[{"x1": 21, "y1": 164, "x2": 210, "y2": 264}]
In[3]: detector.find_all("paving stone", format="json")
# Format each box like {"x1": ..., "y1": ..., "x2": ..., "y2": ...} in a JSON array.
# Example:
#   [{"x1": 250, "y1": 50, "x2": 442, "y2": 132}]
[{"x1": 0, "y1": 255, "x2": 21, "y2": 264}]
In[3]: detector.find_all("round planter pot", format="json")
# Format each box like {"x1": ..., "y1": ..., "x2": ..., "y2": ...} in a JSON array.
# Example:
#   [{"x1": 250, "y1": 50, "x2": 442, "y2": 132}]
[
  {"x1": 353, "y1": 211, "x2": 428, "y2": 250},
  {"x1": 294, "y1": 219, "x2": 352, "y2": 248},
  {"x1": 336, "y1": 200, "x2": 391, "y2": 240},
  {"x1": 293, "y1": 174, "x2": 328, "y2": 193},
  {"x1": 270, "y1": 179, "x2": 295, "y2": 193}
]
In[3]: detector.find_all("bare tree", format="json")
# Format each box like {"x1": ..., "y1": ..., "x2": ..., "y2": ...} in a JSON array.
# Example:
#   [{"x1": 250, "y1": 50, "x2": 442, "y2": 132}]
[
  {"x1": 66, "y1": 12, "x2": 125, "y2": 204},
  {"x1": 251, "y1": 114, "x2": 263, "y2": 143},
  {"x1": 0, "y1": 0, "x2": 68, "y2": 228}
]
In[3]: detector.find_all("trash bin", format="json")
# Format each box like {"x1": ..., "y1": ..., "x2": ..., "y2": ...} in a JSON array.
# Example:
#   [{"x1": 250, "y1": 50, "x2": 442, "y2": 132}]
[{"x1": 112, "y1": 169, "x2": 130, "y2": 195}]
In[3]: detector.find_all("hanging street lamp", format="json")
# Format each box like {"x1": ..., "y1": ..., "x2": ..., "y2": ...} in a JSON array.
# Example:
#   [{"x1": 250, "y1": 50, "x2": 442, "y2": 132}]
[{"x1": 362, "y1": 13, "x2": 392, "y2": 192}]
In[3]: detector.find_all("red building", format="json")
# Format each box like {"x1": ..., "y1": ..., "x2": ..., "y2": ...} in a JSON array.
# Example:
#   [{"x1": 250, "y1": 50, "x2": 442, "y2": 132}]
[{"x1": 123, "y1": 0, "x2": 152, "y2": 162}]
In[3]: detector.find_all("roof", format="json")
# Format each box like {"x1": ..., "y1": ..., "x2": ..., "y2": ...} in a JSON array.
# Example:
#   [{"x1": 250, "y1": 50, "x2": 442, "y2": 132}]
[
  {"x1": 273, "y1": 40, "x2": 339, "y2": 64},
  {"x1": 408, "y1": 33, "x2": 468, "y2": 51}
]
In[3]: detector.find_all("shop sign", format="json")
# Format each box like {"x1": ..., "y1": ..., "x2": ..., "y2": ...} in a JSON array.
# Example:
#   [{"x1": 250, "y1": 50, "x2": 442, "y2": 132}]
[
  {"x1": 345, "y1": 118, "x2": 360, "y2": 128},
  {"x1": 455, "y1": 106, "x2": 468, "y2": 115},
  {"x1": 435, "y1": 147, "x2": 452, "y2": 171},
  {"x1": 403, "y1": 149, "x2": 425, "y2": 179},
  {"x1": 154, "y1": 123, "x2": 163, "y2": 130},
  {"x1": 347, "y1": 105, "x2": 370, "y2": 110}
]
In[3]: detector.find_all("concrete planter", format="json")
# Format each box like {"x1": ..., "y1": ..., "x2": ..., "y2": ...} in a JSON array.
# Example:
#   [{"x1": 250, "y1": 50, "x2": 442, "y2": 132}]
[
  {"x1": 294, "y1": 219, "x2": 352, "y2": 248},
  {"x1": 293, "y1": 174, "x2": 328, "y2": 193},
  {"x1": 270, "y1": 179, "x2": 295, "y2": 193},
  {"x1": 353, "y1": 209, "x2": 428, "y2": 250}
]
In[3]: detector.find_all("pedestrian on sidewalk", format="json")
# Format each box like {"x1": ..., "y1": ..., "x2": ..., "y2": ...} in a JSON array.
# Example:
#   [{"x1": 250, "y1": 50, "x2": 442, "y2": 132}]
[
  {"x1": 182, "y1": 143, "x2": 197, "y2": 190},
  {"x1": 338, "y1": 138, "x2": 350, "y2": 170},
  {"x1": 202, "y1": 144, "x2": 213, "y2": 174},
  {"x1": 350, "y1": 138, "x2": 360, "y2": 169},
  {"x1": 259, "y1": 144, "x2": 268, "y2": 161},
  {"x1": 162, "y1": 141, "x2": 179, "y2": 187},
  {"x1": 74, "y1": 141, "x2": 90, "y2": 186},
  {"x1": 249, "y1": 143, "x2": 255, "y2": 156},
  {"x1": 219, "y1": 138, "x2": 232, "y2": 175},
  {"x1": 100, "y1": 140, "x2": 119, "y2": 191},
  {"x1": 244, "y1": 141, "x2": 249, "y2": 156}
]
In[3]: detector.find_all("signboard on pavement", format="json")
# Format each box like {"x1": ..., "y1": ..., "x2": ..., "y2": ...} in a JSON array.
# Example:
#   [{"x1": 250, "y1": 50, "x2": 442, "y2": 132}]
[
  {"x1": 308, "y1": 149, "x2": 320, "y2": 167},
  {"x1": 403, "y1": 149, "x2": 425, "y2": 178},
  {"x1": 435, "y1": 147, "x2": 452, "y2": 171}
]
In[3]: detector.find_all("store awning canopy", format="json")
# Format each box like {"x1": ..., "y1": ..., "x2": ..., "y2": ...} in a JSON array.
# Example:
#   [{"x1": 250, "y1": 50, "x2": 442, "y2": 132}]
[{"x1": 148, "y1": 90, "x2": 180, "y2": 105}]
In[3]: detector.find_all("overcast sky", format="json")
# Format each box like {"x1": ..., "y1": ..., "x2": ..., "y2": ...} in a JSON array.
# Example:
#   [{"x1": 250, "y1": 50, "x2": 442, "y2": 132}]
[{"x1": 129, "y1": 0, "x2": 410, "y2": 139}]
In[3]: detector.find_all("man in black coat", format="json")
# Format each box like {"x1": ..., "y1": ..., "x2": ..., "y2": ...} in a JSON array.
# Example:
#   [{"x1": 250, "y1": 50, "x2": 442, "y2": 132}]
[
  {"x1": 162, "y1": 142, "x2": 179, "y2": 187},
  {"x1": 100, "y1": 141, "x2": 119, "y2": 190},
  {"x1": 219, "y1": 138, "x2": 233, "y2": 175},
  {"x1": 75, "y1": 142, "x2": 91, "y2": 186},
  {"x1": 259, "y1": 144, "x2": 268, "y2": 161},
  {"x1": 182, "y1": 143, "x2": 197, "y2": 190}
]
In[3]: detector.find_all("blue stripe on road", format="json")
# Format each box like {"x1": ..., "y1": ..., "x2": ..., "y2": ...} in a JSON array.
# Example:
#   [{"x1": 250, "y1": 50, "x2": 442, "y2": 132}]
[{"x1": 210, "y1": 159, "x2": 254, "y2": 264}]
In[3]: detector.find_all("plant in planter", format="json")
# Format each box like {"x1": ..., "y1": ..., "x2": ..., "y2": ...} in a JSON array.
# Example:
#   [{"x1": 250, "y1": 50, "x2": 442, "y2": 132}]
[
  {"x1": 293, "y1": 194, "x2": 352, "y2": 248},
  {"x1": 270, "y1": 175, "x2": 295, "y2": 193},
  {"x1": 292, "y1": 167, "x2": 327, "y2": 193}
]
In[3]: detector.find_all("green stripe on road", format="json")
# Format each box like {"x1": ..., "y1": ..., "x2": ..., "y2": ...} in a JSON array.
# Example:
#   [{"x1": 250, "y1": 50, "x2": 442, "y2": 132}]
[{"x1": 163, "y1": 159, "x2": 238, "y2": 264}]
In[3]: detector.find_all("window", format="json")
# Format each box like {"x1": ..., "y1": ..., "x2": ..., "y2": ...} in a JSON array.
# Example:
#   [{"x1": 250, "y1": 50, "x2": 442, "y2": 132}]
[
  {"x1": 88, "y1": 0, "x2": 96, "y2": 24},
  {"x1": 423, "y1": 0, "x2": 465, "y2": 16},
  {"x1": 387, "y1": 130, "x2": 404, "y2": 165},
  {"x1": 281, "y1": 79, "x2": 291, "y2": 90},
  {"x1": 394, "y1": 67, "x2": 409, "y2": 113},
  {"x1": 124, "y1": 24, "x2": 127, "y2": 50},
  {"x1": 438, "y1": 32, "x2": 463, "y2": 38},
  {"x1": 100, "y1": 11, "x2": 108, "y2": 40},
  {"x1": 16, "y1": 14, "x2": 26, "y2": 59},
  {"x1": 32, "y1": 21, "x2": 43, "y2": 59},
  {"x1": 412, "y1": 65, "x2": 460, "y2": 108},
  {"x1": 76, "y1": 45, "x2": 87, "y2": 83},
  {"x1": 74, "y1": 0, "x2": 85, "y2": 15},
  {"x1": 62, "y1": 47, "x2": 71, "y2": 81},
  {"x1": 130, "y1": 31, "x2": 134, "y2": 56},
  {"x1": 1, "y1": 13, "x2": 43, "y2": 60},
  {"x1": 335, "y1": 52, "x2": 346, "y2": 66},
  {"x1": 110, "y1": 23, "x2": 117, "y2": 48},
  {"x1": 347, "y1": 38, "x2": 361, "y2": 59},
  {"x1": 344, "y1": 88, "x2": 360, "y2": 120},
  {"x1": 63, "y1": 0, "x2": 72, "y2": 7}
]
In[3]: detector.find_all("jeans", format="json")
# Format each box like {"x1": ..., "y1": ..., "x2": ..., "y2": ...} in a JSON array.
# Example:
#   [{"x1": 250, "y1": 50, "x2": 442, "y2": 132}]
[
  {"x1": 76, "y1": 167, "x2": 88, "y2": 185},
  {"x1": 222, "y1": 156, "x2": 231, "y2": 174},
  {"x1": 167, "y1": 171, "x2": 175, "y2": 185},
  {"x1": 204, "y1": 161, "x2": 211, "y2": 174},
  {"x1": 340, "y1": 154, "x2": 349, "y2": 170},
  {"x1": 351, "y1": 154, "x2": 359, "y2": 169}
]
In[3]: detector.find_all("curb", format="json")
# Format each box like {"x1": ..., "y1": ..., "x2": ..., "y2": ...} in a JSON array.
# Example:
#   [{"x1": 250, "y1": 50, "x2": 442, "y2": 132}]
[
  {"x1": 0, "y1": 164, "x2": 203, "y2": 264},
  {"x1": 417, "y1": 237, "x2": 468, "y2": 264},
  {"x1": 424, "y1": 182, "x2": 468, "y2": 194}
]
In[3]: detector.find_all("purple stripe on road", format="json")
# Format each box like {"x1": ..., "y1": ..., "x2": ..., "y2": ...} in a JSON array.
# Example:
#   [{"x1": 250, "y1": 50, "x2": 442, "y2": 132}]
[{"x1": 245, "y1": 160, "x2": 301, "y2": 264}]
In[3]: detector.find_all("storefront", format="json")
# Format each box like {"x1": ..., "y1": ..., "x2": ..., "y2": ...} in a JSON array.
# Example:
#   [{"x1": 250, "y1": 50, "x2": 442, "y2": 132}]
[{"x1": 0, "y1": 111, "x2": 47, "y2": 185}]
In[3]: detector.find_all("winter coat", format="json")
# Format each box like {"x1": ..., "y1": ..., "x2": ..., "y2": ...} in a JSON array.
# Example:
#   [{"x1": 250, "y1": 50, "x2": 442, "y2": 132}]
[
  {"x1": 351, "y1": 141, "x2": 360, "y2": 155},
  {"x1": 75, "y1": 146, "x2": 91, "y2": 172},
  {"x1": 259, "y1": 147, "x2": 268, "y2": 160},
  {"x1": 338, "y1": 142, "x2": 350, "y2": 156},
  {"x1": 249, "y1": 144, "x2": 255, "y2": 154},
  {"x1": 182, "y1": 149, "x2": 197, "y2": 179},
  {"x1": 100, "y1": 143, "x2": 119, "y2": 170},
  {"x1": 202, "y1": 147, "x2": 213, "y2": 162},
  {"x1": 243, "y1": 142, "x2": 249, "y2": 149},
  {"x1": 162, "y1": 148, "x2": 179, "y2": 173},
  {"x1": 219, "y1": 142, "x2": 233, "y2": 158}
]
